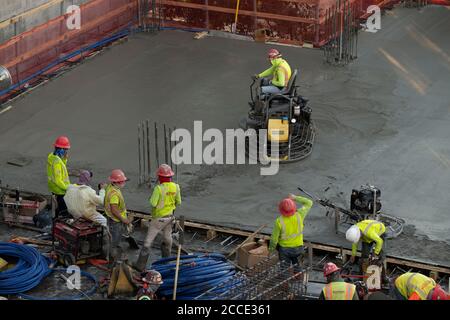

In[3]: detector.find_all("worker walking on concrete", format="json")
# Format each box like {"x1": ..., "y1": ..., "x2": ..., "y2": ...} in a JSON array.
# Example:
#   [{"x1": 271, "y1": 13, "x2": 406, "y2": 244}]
[
  {"x1": 64, "y1": 170, "x2": 107, "y2": 227},
  {"x1": 390, "y1": 272, "x2": 449, "y2": 300},
  {"x1": 346, "y1": 219, "x2": 386, "y2": 273},
  {"x1": 104, "y1": 169, "x2": 132, "y2": 261},
  {"x1": 135, "y1": 164, "x2": 181, "y2": 271},
  {"x1": 47, "y1": 136, "x2": 71, "y2": 218},
  {"x1": 268, "y1": 194, "x2": 313, "y2": 268},
  {"x1": 254, "y1": 48, "x2": 292, "y2": 95},
  {"x1": 319, "y1": 262, "x2": 359, "y2": 300}
]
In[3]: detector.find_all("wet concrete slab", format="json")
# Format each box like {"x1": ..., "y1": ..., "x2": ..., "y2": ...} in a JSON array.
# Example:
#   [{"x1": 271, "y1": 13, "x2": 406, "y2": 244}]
[{"x1": 1, "y1": 6, "x2": 450, "y2": 266}]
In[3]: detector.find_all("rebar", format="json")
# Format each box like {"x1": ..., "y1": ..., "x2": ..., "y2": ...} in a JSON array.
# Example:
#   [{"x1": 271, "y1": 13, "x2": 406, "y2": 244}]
[{"x1": 196, "y1": 259, "x2": 308, "y2": 300}]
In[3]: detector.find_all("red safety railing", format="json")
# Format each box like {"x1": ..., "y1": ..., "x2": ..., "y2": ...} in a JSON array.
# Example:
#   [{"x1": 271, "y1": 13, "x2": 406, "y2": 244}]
[{"x1": 0, "y1": 0, "x2": 137, "y2": 93}]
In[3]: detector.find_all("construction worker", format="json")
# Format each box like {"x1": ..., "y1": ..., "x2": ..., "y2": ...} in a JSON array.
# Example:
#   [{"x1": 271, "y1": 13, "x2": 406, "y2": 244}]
[
  {"x1": 268, "y1": 194, "x2": 313, "y2": 268},
  {"x1": 104, "y1": 169, "x2": 132, "y2": 260},
  {"x1": 319, "y1": 262, "x2": 359, "y2": 300},
  {"x1": 390, "y1": 272, "x2": 449, "y2": 300},
  {"x1": 254, "y1": 48, "x2": 292, "y2": 95},
  {"x1": 346, "y1": 219, "x2": 386, "y2": 273},
  {"x1": 64, "y1": 170, "x2": 107, "y2": 227},
  {"x1": 47, "y1": 136, "x2": 71, "y2": 218},
  {"x1": 135, "y1": 164, "x2": 181, "y2": 271}
]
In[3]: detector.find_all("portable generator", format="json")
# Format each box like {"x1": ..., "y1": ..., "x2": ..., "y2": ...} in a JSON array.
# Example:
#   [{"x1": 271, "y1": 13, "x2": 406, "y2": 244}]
[{"x1": 53, "y1": 217, "x2": 103, "y2": 266}]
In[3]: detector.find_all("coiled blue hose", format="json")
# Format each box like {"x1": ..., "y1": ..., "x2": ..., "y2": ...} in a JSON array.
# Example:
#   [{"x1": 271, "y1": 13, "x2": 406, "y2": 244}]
[
  {"x1": 0, "y1": 242, "x2": 52, "y2": 295},
  {"x1": 151, "y1": 253, "x2": 236, "y2": 300},
  {"x1": 0, "y1": 242, "x2": 98, "y2": 300}
]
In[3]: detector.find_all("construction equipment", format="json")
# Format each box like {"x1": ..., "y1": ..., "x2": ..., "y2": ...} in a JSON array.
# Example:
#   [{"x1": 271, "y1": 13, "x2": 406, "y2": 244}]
[
  {"x1": 241, "y1": 71, "x2": 315, "y2": 162},
  {"x1": 297, "y1": 186, "x2": 405, "y2": 239},
  {"x1": 107, "y1": 261, "x2": 138, "y2": 298},
  {"x1": 172, "y1": 216, "x2": 185, "y2": 300},
  {"x1": 53, "y1": 217, "x2": 104, "y2": 266}
]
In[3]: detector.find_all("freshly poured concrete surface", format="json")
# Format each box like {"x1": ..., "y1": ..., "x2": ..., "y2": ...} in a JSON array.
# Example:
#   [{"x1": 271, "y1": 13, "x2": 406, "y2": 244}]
[{"x1": 1, "y1": 6, "x2": 450, "y2": 265}]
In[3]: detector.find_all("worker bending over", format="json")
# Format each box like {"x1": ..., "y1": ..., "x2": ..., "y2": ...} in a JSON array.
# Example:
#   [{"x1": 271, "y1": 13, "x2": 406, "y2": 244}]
[
  {"x1": 64, "y1": 170, "x2": 107, "y2": 227},
  {"x1": 254, "y1": 48, "x2": 292, "y2": 95},
  {"x1": 47, "y1": 136, "x2": 71, "y2": 218},
  {"x1": 390, "y1": 272, "x2": 449, "y2": 300},
  {"x1": 319, "y1": 262, "x2": 358, "y2": 300},
  {"x1": 269, "y1": 194, "x2": 313, "y2": 268},
  {"x1": 135, "y1": 164, "x2": 181, "y2": 271},
  {"x1": 104, "y1": 169, "x2": 132, "y2": 261},
  {"x1": 346, "y1": 219, "x2": 386, "y2": 274}
]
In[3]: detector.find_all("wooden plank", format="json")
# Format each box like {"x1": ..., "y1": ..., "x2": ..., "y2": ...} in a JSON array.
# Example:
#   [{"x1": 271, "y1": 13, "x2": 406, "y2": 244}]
[
  {"x1": 161, "y1": 0, "x2": 318, "y2": 24},
  {"x1": 0, "y1": 0, "x2": 64, "y2": 29},
  {"x1": 226, "y1": 224, "x2": 267, "y2": 258}
]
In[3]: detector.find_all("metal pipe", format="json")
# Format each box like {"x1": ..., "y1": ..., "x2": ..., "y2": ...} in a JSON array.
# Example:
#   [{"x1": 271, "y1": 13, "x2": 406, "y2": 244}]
[{"x1": 138, "y1": 123, "x2": 142, "y2": 185}]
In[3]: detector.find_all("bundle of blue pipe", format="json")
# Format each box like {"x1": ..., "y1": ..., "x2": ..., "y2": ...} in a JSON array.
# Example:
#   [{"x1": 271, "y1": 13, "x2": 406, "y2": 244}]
[
  {"x1": 151, "y1": 253, "x2": 236, "y2": 300},
  {"x1": 0, "y1": 242, "x2": 97, "y2": 299}
]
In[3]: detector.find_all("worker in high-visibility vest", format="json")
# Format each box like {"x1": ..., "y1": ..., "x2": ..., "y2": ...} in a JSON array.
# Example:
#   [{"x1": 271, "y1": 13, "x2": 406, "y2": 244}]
[
  {"x1": 390, "y1": 272, "x2": 449, "y2": 300},
  {"x1": 254, "y1": 48, "x2": 292, "y2": 96},
  {"x1": 104, "y1": 169, "x2": 132, "y2": 260},
  {"x1": 47, "y1": 136, "x2": 71, "y2": 218},
  {"x1": 319, "y1": 262, "x2": 359, "y2": 300},
  {"x1": 134, "y1": 164, "x2": 181, "y2": 271},
  {"x1": 269, "y1": 194, "x2": 313, "y2": 267},
  {"x1": 346, "y1": 220, "x2": 386, "y2": 273}
]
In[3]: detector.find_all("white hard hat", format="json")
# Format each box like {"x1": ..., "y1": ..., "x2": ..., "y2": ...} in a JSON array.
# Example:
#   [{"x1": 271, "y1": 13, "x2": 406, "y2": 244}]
[{"x1": 346, "y1": 225, "x2": 361, "y2": 243}]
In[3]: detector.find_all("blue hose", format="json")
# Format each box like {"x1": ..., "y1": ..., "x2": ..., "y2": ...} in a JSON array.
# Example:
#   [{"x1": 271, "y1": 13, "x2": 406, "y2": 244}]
[
  {"x1": 0, "y1": 242, "x2": 52, "y2": 295},
  {"x1": 0, "y1": 242, "x2": 98, "y2": 300},
  {"x1": 151, "y1": 254, "x2": 235, "y2": 300}
]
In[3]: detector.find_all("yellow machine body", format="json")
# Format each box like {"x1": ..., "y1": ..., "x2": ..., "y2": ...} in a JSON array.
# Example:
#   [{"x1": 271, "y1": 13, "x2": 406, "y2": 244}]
[{"x1": 268, "y1": 118, "x2": 289, "y2": 142}]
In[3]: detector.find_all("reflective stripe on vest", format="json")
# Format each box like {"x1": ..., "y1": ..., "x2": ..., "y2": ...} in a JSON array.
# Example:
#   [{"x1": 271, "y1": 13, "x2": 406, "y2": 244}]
[
  {"x1": 406, "y1": 273, "x2": 434, "y2": 300},
  {"x1": 156, "y1": 184, "x2": 167, "y2": 209},
  {"x1": 362, "y1": 221, "x2": 382, "y2": 236},
  {"x1": 279, "y1": 213, "x2": 303, "y2": 241},
  {"x1": 323, "y1": 282, "x2": 355, "y2": 300},
  {"x1": 104, "y1": 185, "x2": 127, "y2": 222}
]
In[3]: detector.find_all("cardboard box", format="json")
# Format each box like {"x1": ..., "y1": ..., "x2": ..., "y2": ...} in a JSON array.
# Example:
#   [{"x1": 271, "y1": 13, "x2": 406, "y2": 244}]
[{"x1": 237, "y1": 242, "x2": 277, "y2": 269}]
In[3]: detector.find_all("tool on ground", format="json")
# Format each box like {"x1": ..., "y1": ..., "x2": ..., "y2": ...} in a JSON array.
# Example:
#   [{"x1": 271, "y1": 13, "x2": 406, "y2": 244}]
[
  {"x1": 226, "y1": 224, "x2": 267, "y2": 259},
  {"x1": 172, "y1": 215, "x2": 185, "y2": 300},
  {"x1": 59, "y1": 274, "x2": 92, "y2": 300}
]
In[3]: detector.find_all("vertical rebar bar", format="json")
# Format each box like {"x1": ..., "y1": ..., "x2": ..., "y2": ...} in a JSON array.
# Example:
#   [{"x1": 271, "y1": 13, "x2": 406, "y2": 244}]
[
  {"x1": 138, "y1": 123, "x2": 142, "y2": 185},
  {"x1": 173, "y1": 126, "x2": 178, "y2": 180},
  {"x1": 154, "y1": 122, "x2": 160, "y2": 168},
  {"x1": 146, "y1": 119, "x2": 151, "y2": 183},
  {"x1": 164, "y1": 123, "x2": 169, "y2": 165},
  {"x1": 168, "y1": 127, "x2": 173, "y2": 168}
]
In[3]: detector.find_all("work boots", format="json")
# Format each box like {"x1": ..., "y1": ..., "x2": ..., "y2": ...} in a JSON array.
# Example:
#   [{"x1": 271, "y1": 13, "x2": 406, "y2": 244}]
[{"x1": 134, "y1": 247, "x2": 150, "y2": 272}]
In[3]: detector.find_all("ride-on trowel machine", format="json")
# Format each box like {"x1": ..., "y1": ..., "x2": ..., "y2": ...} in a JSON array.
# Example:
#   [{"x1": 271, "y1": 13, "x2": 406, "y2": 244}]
[{"x1": 240, "y1": 69, "x2": 315, "y2": 162}]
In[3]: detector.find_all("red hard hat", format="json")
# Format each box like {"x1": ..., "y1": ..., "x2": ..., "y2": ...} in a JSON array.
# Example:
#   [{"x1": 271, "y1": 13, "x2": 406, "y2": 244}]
[
  {"x1": 279, "y1": 198, "x2": 296, "y2": 216},
  {"x1": 268, "y1": 48, "x2": 281, "y2": 59},
  {"x1": 156, "y1": 164, "x2": 174, "y2": 177},
  {"x1": 54, "y1": 136, "x2": 71, "y2": 149},
  {"x1": 323, "y1": 262, "x2": 341, "y2": 277},
  {"x1": 430, "y1": 285, "x2": 448, "y2": 300},
  {"x1": 109, "y1": 169, "x2": 128, "y2": 183}
]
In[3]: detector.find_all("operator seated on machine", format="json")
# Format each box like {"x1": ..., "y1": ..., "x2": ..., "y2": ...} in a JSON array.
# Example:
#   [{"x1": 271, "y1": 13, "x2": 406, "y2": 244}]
[{"x1": 253, "y1": 48, "x2": 292, "y2": 97}]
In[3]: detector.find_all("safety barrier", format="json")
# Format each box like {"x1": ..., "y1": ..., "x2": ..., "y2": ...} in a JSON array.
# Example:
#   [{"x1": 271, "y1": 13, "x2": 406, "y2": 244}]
[{"x1": 0, "y1": 0, "x2": 137, "y2": 97}]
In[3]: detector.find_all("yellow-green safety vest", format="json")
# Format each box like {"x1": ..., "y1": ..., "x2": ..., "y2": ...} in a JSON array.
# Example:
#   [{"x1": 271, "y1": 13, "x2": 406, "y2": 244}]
[
  {"x1": 395, "y1": 273, "x2": 436, "y2": 300},
  {"x1": 104, "y1": 184, "x2": 127, "y2": 222},
  {"x1": 322, "y1": 282, "x2": 356, "y2": 300},
  {"x1": 151, "y1": 182, "x2": 181, "y2": 218},
  {"x1": 47, "y1": 153, "x2": 70, "y2": 195},
  {"x1": 277, "y1": 212, "x2": 304, "y2": 248},
  {"x1": 358, "y1": 220, "x2": 386, "y2": 242}
]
